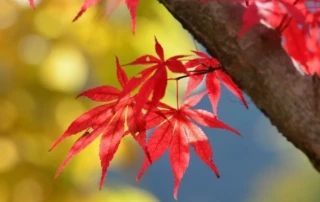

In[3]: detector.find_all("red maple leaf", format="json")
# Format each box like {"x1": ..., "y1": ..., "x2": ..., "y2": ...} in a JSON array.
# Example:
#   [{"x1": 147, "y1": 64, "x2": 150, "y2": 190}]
[
  {"x1": 184, "y1": 51, "x2": 248, "y2": 116},
  {"x1": 236, "y1": 0, "x2": 305, "y2": 37},
  {"x1": 121, "y1": 37, "x2": 188, "y2": 113},
  {"x1": 279, "y1": 2, "x2": 320, "y2": 75},
  {"x1": 28, "y1": 0, "x2": 35, "y2": 8},
  {"x1": 136, "y1": 91, "x2": 240, "y2": 199},
  {"x1": 50, "y1": 57, "x2": 149, "y2": 188},
  {"x1": 72, "y1": 0, "x2": 140, "y2": 33},
  {"x1": 282, "y1": 20, "x2": 310, "y2": 73}
]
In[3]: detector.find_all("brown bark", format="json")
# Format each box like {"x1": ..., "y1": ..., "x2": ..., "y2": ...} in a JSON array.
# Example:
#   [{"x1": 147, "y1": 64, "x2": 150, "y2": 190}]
[{"x1": 159, "y1": 0, "x2": 320, "y2": 171}]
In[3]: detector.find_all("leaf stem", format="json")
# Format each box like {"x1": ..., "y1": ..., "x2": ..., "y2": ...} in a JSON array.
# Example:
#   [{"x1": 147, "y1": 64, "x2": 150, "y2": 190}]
[
  {"x1": 176, "y1": 79, "x2": 179, "y2": 109},
  {"x1": 169, "y1": 66, "x2": 223, "y2": 81}
]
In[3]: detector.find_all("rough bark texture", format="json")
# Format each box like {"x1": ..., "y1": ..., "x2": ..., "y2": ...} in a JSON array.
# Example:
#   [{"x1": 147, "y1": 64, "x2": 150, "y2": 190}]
[{"x1": 159, "y1": 0, "x2": 320, "y2": 171}]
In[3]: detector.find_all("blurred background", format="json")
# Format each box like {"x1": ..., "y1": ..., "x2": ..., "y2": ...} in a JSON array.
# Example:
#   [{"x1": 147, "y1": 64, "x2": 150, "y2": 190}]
[{"x1": 1, "y1": 0, "x2": 320, "y2": 202}]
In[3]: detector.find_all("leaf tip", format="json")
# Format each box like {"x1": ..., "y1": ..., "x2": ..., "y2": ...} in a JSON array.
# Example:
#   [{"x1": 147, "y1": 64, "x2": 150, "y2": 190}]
[
  {"x1": 54, "y1": 170, "x2": 62, "y2": 179},
  {"x1": 242, "y1": 99, "x2": 249, "y2": 109},
  {"x1": 173, "y1": 185, "x2": 179, "y2": 200},
  {"x1": 233, "y1": 129, "x2": 242, "y2": 137},
  {"x1": 99, "y1": 171, "x2": 107, "y2": 190},
  {"x1": 136, "y1": 173, "x2": 144, "y2": 183},
  {"x1": 72, "y1": 9, "x2": 85, "y2": 22},
  {"x1": 48, "y1": 143, "x2": 57, "y2": 152},
  {"x1": 75, "y1": 93, "x2": 83, "y2": 99}
]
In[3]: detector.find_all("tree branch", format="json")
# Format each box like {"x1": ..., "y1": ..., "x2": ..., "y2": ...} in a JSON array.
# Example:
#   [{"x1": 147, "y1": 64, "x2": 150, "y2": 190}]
[{"x1": 159, "y1": 0, "x2": 320, "y2": 171}]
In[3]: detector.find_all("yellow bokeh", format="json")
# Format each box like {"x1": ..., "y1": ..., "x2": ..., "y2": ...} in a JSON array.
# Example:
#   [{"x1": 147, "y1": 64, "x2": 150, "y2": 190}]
[
  {"x1": 0, "y1": 138, "x2": 19, "y2": 173},
  {"x1": 0, "y1": 100, "x2": 18, "y2": 131},
  {"x1": 12, "y1": 177, "x2": 44, "y2": 202},
  {"x1": 40, "y1": 44, "x2": 89, "y2": 92}
]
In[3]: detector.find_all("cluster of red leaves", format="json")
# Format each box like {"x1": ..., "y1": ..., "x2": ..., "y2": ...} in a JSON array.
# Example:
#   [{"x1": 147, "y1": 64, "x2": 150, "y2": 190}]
[
  {"x1": 201, "y1": 0, "x2": 320, "y2": 74},
  {"x1": 27, "y1": 0, "x2": 320, "y2": 198},
  {"x1": 29, "y1": 0, "x2": 320, "y2": 75},
  {"x1": 50, "y1": 38, "x2": 245, "y2": 199},
  {"x1": 236, "y1": 0, "x2": 320, "y2": 75},
  {"x1": 49, "y1": 58, "x2": 150, "y2": 188}
]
